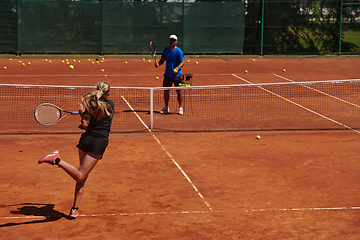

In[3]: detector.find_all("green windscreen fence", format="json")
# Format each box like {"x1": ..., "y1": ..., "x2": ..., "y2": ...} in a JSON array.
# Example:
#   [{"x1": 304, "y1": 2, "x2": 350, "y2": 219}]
[
  {"x1": 0, "y1": 1, "x2": 245, "y2": 55},
  {"x1": 0, "y1": 0, "x2": 17, "y2": 53}
]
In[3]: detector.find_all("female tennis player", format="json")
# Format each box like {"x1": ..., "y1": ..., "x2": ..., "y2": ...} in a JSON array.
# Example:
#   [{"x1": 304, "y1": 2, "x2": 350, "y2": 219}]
[{"x1": 38, "y1": 81, "x2": 115, "y2": 219}]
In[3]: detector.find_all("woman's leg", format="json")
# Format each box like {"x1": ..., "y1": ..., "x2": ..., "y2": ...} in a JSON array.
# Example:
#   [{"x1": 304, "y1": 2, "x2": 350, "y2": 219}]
[
  {"x1": 57, "y1": 149, "x2": 101, "y2": 183},
  {"x1": 71, "y1": 150, "x2": 90, "y2": 209}
]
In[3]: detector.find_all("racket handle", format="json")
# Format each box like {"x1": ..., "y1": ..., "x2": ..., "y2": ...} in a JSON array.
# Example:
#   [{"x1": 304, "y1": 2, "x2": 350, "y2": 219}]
[{"x1": 73, "y1": 111, "x2": 79, "y2": 114}]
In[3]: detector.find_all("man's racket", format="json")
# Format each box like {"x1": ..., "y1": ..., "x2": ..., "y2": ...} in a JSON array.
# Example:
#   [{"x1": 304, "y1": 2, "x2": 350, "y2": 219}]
[
  {"x1": 34, "y1": 103, "x2": 79, "y2": 126},
  {"x1": 149, "y1": 41, "x2": 156, "y2": 62}
]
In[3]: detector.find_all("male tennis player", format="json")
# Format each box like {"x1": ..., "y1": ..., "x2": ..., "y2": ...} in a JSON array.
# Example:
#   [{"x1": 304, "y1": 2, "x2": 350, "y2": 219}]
[{"x1": 155, "y1": 34, "x2": 185, "y2": 115}]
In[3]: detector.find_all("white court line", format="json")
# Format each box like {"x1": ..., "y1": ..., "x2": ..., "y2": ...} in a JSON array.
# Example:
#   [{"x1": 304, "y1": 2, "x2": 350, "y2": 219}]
[
  {"x1": 121, "y1": 96, "x2": 213, "y2": 211},
  {"x1": 273, "y1": 74, "x2": 360, "y2": 109},
  {"x1": 2, "y1": 206, "x2": 360, "y2": 220},
  {"x1": 232, "y1": 74, "x2": 360, "y2": 134}
]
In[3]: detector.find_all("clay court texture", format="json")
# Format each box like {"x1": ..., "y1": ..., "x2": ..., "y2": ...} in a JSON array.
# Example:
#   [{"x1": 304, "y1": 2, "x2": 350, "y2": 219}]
[{"x1": 1, "y1": 56, "x2": 360, "y2": 239}]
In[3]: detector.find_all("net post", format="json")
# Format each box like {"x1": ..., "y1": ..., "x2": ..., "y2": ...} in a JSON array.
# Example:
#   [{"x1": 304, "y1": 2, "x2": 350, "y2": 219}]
[{"x1": 150, "y1": 88, "x2": 154, "y2": 130}]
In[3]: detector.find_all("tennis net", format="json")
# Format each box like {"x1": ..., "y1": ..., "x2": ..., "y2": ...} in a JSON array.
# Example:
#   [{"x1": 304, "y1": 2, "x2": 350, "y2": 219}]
[{"x1": 1, "y1": 79, "x2": 360, "y2": 134}]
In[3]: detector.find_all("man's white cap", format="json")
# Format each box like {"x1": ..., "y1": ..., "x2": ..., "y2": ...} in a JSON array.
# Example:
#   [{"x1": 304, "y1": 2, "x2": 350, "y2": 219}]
[{"x1": 169, "y1": 34, "x2": 178, "y2": 40}]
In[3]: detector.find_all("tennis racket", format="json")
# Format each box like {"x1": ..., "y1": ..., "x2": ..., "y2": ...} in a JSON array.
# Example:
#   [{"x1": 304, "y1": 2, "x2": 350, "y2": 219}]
[
  {"x1": 149, "y1": 41, "x2": 156, "y2": 62},
  {"x1": 34, "y1": 103, "x2": 79, "y2": 126}
]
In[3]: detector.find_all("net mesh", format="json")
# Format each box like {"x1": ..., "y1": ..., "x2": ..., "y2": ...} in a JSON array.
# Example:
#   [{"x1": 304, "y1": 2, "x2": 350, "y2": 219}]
[{"x1": 1, "y1": 80, "x2": 360, "y2": 134}]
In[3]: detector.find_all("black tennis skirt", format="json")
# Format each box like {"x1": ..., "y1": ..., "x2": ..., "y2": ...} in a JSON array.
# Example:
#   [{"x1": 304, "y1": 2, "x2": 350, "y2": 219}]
[{"x1": 76, "y1": 131, "x2": 109, "y2": 156}]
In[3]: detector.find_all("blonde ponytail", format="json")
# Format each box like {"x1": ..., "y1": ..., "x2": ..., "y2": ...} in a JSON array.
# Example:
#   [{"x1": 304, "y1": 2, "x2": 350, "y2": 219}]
[{"x1": 80, "y1": 81, "x2": 114, "y2": 121}]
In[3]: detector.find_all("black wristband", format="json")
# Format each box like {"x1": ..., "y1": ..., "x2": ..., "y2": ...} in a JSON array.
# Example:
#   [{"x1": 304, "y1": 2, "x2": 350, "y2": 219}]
[{"x1": 54, "y1": 158, "x2": 61, "y2": 165}]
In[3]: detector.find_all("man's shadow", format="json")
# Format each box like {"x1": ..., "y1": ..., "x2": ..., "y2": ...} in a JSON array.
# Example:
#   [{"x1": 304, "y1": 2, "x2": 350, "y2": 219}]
[{"x1": 0, "y1": 203, "x2": 72, "y2": 227}]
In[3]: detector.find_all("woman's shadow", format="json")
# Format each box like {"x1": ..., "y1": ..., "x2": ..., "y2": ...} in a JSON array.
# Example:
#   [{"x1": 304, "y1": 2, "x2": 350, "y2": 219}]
[{"x1": 0, "y1": 203, "x2": 72, "y2": 227}]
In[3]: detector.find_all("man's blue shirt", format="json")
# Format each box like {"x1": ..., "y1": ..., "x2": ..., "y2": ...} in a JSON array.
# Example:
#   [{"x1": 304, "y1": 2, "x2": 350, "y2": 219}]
[{"x1": 161, "y1": 46, "x2": 185, "y2": 78}]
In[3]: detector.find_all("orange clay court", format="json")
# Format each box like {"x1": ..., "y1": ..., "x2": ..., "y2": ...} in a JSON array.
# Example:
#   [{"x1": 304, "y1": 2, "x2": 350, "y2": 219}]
[{"x1": 1, "y1": 56, "x2": 360, "y2": 239}]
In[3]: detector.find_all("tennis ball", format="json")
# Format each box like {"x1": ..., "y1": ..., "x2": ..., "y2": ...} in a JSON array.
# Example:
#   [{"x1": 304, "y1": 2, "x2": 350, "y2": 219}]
[
  {"x1": 245, "y1": 70, "x2": 248, "y2": 73},
  {"x1": 22, "y1": 63, "x2": 25, "y2": 66},
  {"x1": 101, "y1": 69, "x2": 104, "y2": 72},
  {"x1": 256, "y1": 135, "x2": 261, "y2": 139},
  {"x1": 4, "y1": 66, "x2": 7, "y2": 70},
  {"x1": 45, "y1": 59, "x2": 47, "y2": 62},
  {"x1": 125, "y1": 61, "x2": 128, "y2": 64},
  {"x1": 156, "y1": 77, "x2": 159, "y2": 80},
  {"x1": 28, "y1": 62, "x2": 31, "y2": 65},
  {"x1": 73, "y1": 60, "x2": 76, "y2": 62},
  {"x1": 173, "y1": 69, "x2": 178, "y2": 73},
  {"x1": 148, "y1": 60, "x2": 151, "y2": 63},
  {"x1": 142, "y1": 58, "x2": 145, "y2": 61},
  {"x1": 196, "y1": 62, "x2": 198, "y2": 64},
  {"x1": 49, "y1": 60, "x2": 52, "y2": 63},
  {"x1": 102, "y1": 58, "x2": 104, "y2": 60},
  {"x1": 69, "y1": 65, "x2": 74, "y2": 69},
  {"x1": 252, "y1": 59, "x2": 255, "y2": 62},
  {"x1": 101, "y1": 60, "x2": 104, "y2": 63},
  {"x1": 18, "y1": 60, "x2": 21, "y2": 63},
  {"x1": 88, "y1": 59, "x2": 91, "y2": 61},
  {"x1": 9, "y1": 58, "x2": 12, "y2": 61},
  {"x1": 61, "y1": 60, "x2": 64, "y2": 63},
  {"x1": 96, "y1": 61, "x2": 99, "y2": 64},
  {"x1": 92, "y1": 62, "x2": 94, "y2": 64},
  {"x1": 78, "y1": 60, "x2": 81, "y2": 63},
  {"x1": 283, "y1": 69, "x2": 286, "y2": 72},
  {"x1": 66, "y1": 59, "x2": 68, "y2": 62},
  {"x1": 187, "y1": 60, "x2": 190, "y2": 63}
]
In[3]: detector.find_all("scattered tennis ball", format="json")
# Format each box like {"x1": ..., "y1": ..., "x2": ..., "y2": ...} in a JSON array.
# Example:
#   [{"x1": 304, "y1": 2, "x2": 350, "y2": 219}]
[
  {"x1": 49, "y1": 60, "x2": 52, "y2": 63},
  {"x1": 66, "y1": 62, "x2": 70, "y2": 65},
  {"x1": 61, "y1": 60, "x2": 64, "y2": 63},
  {"x1": 18, "y1": 60, "x2": 21, "y2": 63},
  {"x1": 252, "y1": 59, "x2": 255, "y2": 62},
  {"x1": 125, "y1": 61, "x2": 128, "y2": 64},
  {"x1": 256, "y1": 135, "x2": 261, "y2": 139},
  {"x1": 9, "y1": 58, "x2": 12, "y2": 61},
  {"x1": 283, "y1": 69, "x2": 286, "y2": 72},
  {"x1": 66, "y1": 59, "x2": 68, "y2": 62},
  {"x1": 148, "y1": 60, "x2": 151, "y2": 63},
  {"x1": 195, "y1": 61, "x2": 198, "y2": 64},
  {"x1": 28, "y1": 62, "x2": 31, "y2": 65},
  {"x1": 4, "y1": 66, "x2": 7, "y2": 70},
  {"x1": 187, "y1": 60, "x2": 190, "y2": 63},
  {"x1": 142, "y1": 58, "x2": 145, "y2": 61},
  {"x1": 245, "y1": 70, "x2": 248, "y2": 73},
  {"x1": 73, "y1": 60, "x2": 76, "y2": 62},
  {"x1": 92, "y1": 62, "x2": 95, "y2": 64},
  {"x1": 22, "y1": 63, "x2": 25, "y2": 66},
  {"x1": 96, "y1": 61, "x2": 99, "y2": 64},
  {"x1": 45, "y1": 59, "x2": 47, "y2": 62},
  {"x1": 156, "y1": 77, "x2": 159, "y2": 80},
  {"x1": 102, "y1": 58, "x2": 104, "y2": 60},
  {"x1": 69, "y1": 65, "x2": 74, "y2": 69},
  {"x1": 88, "y1": 59, "x2": 91, "y2": 61},
  {"x1": 101, "y1": 69, "x2": 104, "y2": 72},
  {"x1": 101, "y1": 60, "x2": 104, "y2": 63},
  {"x1": 173, "y1": 69, "x2": 178, "y2": 73}
]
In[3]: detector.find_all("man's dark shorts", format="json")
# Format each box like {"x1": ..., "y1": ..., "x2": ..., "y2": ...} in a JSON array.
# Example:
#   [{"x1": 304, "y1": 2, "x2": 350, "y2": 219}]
[{"x1": 163, "y1": 75, "x2": 184, "y2": 87}]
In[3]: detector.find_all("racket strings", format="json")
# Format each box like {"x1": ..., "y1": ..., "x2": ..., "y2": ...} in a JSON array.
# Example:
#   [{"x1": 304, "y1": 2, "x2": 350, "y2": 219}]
[{"x1": 35, "y1": 106, "x2": 61, "y2": 125}]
